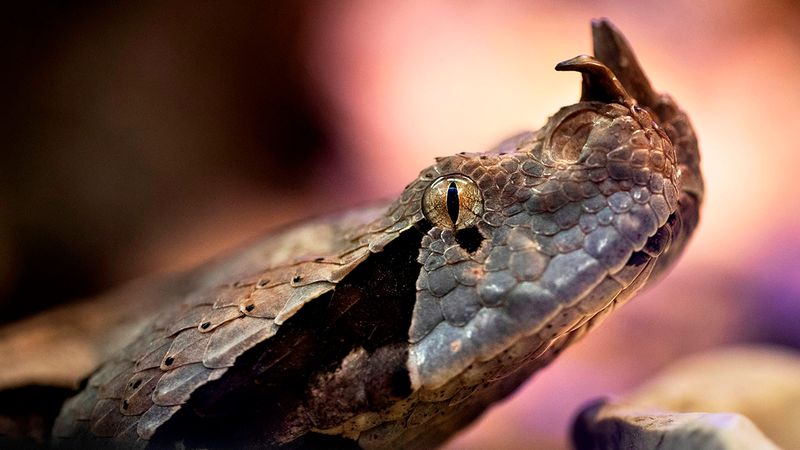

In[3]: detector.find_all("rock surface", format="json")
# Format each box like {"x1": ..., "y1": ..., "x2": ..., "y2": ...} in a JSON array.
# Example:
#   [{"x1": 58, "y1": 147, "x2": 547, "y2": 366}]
[{"x1": 573, "y1": 346, "x2": 800, "y2": 449}]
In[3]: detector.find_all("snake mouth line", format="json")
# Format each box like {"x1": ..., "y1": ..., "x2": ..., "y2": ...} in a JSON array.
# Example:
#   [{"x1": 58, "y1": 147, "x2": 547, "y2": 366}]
[
  {"x1": 494, "y1": 210, "x2": 677, "y2": 370},
  {"x1": 542, "y1": 210, "x2": 679, "y2": 349}
]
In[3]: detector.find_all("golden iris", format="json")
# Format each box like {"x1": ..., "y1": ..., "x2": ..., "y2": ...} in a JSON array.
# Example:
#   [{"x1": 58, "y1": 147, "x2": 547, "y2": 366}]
[{"x1": 421, "y1": 175, "x2": 483, "y2": 230}]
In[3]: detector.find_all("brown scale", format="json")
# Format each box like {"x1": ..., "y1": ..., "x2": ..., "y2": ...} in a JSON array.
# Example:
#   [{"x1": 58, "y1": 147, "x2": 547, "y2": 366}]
[
  {"x1": 121, "y1": 369, "x2": 160, "y2": 416},
  {"x1": 159, "y1": 329, "x2": 213, "y2": 371}
]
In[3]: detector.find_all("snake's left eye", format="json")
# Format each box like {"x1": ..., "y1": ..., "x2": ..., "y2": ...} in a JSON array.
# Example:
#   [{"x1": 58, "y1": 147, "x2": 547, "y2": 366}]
[{"x1": 422, "y1": 175, "x2": 483, "y2": 230}]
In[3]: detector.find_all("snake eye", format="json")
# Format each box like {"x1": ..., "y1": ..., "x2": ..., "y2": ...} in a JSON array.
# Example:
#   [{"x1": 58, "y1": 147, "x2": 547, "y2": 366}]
[{"x1": 422, "y1": 175, "x2": 483, "y2": 230}]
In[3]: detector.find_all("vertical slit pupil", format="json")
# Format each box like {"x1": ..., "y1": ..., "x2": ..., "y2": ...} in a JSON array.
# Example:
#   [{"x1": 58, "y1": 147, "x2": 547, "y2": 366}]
[{"x1": 446, "y1": 181, "x2": 460, "y2": 226}]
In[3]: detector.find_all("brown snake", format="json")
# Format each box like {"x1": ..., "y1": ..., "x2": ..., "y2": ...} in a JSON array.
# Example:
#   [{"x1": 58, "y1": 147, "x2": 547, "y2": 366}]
[{"x1": 0, "y1": 19, "x2": 703, "y2": 448}]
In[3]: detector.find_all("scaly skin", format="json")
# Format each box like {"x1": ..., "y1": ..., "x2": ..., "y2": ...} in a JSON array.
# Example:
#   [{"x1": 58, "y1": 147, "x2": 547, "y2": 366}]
[{"x1": 22, "y1": 19, "x2": 702, "y2": 449}]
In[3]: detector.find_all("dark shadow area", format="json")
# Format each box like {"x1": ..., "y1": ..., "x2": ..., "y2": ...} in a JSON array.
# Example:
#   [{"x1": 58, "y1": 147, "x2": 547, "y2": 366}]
[
  {"x1": 153, "y1": 227, "x2": 423, "y2": 447},
  {"x1": 0, "y1": 385, "x2": 76, "y2": 447},
  {"x1": 0, "y1": 1, "x2": 331, "y2": 323}
]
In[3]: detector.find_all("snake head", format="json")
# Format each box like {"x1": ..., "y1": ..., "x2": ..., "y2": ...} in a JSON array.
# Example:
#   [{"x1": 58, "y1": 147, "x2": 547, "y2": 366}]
[{"x1": 403, "y1": 19, "x2": 702, "y2": 394}]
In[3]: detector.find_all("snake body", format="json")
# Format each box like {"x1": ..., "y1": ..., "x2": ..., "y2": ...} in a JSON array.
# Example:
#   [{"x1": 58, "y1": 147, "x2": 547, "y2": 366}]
[{"x1": 11, "y1": 19, "x2": 703, "y2": 448}]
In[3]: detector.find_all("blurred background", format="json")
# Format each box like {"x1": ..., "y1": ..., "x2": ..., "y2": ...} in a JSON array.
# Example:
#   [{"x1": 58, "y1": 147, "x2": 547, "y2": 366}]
[{"x1": 1, "y1": 1, "x2": 798, "y2": 448}]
